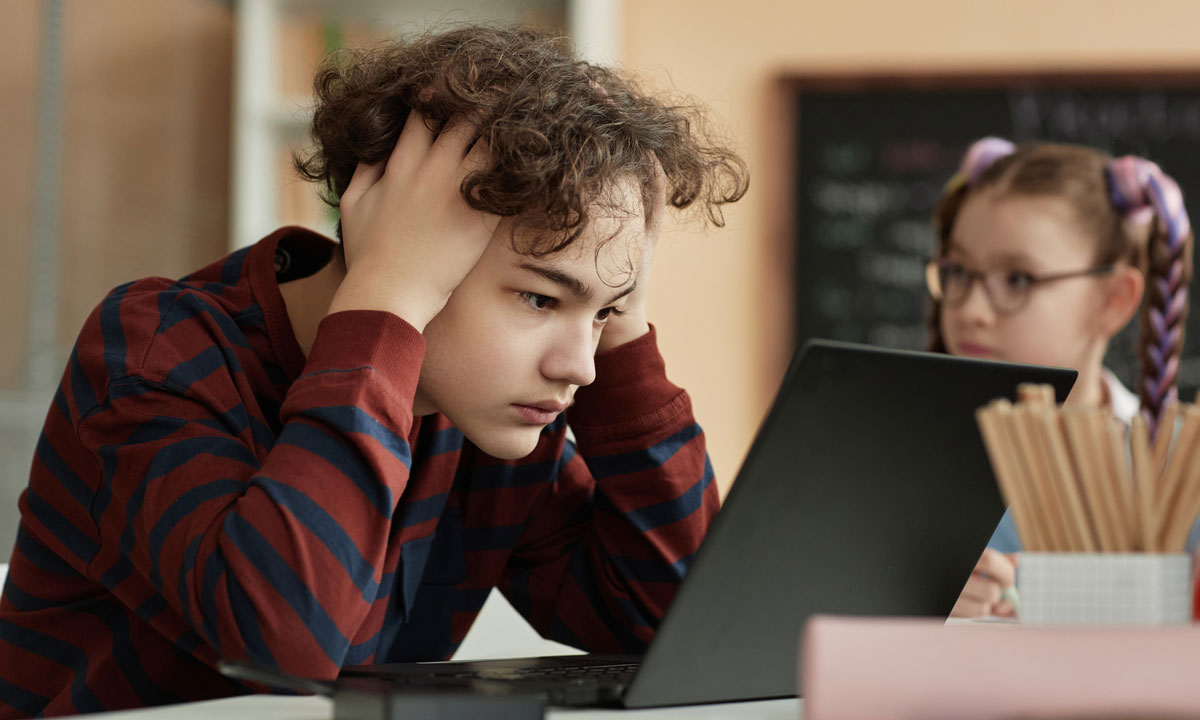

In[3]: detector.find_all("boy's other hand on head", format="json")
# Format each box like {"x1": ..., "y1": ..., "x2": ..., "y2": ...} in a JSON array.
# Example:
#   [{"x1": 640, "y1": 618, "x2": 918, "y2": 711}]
[
  {"x1": 329, "y1": 109, "x2": 500, "y2": 332},
  {"x1": 950, "y1": 548, "x2": 1018, "y2": 619},
  {"x1": 596, "y1": 156, "x2": 665, "y2": 352}
]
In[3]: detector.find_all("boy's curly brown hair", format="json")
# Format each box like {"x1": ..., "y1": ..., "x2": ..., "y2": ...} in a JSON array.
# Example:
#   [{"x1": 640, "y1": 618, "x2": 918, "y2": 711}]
[{"x1": 294, "y1": 24, "x2": 749, "y2": 255}]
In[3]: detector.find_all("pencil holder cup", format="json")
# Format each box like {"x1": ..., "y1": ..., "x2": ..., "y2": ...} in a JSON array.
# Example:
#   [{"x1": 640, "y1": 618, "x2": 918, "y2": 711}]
[{"x1": 1018, "y1": 553, "x2": 1192, "y2": 625}]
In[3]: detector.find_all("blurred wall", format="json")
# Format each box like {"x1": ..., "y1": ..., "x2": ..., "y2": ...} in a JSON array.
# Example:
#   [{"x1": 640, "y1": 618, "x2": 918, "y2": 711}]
[
  {"x1": 622, "y1": 0, "x2": 1200, "y2": 494},
  {"x1": 1, "y1": 0, "x2": 232, "y2": 556},
  {"x1": 0, "y1": 2, "x2": 37, "y2": 393},
  {"x1": 58, "y1": 1, "x2": 232, "y2": 351},
  {"x1": 0, "y1": 0, "x2": 41, "y2": 564}
]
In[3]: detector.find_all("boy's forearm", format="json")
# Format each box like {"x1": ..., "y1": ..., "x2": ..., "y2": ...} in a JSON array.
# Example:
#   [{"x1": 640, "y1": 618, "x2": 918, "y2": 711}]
[
  {"x1": 285, "y1": 310, "x2": 425, "y2": 421},
  {"x1": 571, "y1": 325, "x2": 684, "y2": 441},
  {"x1": 547, "y1": 327, "x2": 719, "y2": 650}
]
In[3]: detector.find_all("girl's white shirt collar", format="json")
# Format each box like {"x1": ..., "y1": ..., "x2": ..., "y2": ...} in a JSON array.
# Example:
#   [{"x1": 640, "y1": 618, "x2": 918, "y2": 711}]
[{"x1": 1102, "y1": 367, "x2": 1140, "y2": 425}]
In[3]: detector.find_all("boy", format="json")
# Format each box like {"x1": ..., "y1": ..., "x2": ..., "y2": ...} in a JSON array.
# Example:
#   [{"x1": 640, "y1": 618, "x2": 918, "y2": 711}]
[{"x1": 0, "y1": 25, "x2": 748, "y2": 717}]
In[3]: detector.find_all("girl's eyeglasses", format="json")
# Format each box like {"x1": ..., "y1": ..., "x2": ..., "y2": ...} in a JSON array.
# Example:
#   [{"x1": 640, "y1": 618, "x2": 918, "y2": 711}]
[{"x1": 925, "y1": 259, "x2": 1114, "y2": 315}]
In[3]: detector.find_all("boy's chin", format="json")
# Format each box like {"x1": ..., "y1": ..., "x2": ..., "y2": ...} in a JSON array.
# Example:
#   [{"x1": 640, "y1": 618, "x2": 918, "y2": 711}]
[{"x1": 463, "y1": 426, "x2": 543, "y2": 460}]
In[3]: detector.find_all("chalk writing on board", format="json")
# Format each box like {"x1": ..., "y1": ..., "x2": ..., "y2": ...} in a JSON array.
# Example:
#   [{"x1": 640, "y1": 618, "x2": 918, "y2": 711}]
[{"x1": 1009, "y1": 91, "x2": 1200, "y2": 144}]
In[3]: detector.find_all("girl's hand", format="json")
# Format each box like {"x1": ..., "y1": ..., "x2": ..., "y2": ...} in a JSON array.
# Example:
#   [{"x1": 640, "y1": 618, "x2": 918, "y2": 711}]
[
  {"x1": 329, "y1": 110, "x2": 499, "y2": 332},
  {"x1": 950, "y1": 548, "x2": 1019, "y2": 618}
]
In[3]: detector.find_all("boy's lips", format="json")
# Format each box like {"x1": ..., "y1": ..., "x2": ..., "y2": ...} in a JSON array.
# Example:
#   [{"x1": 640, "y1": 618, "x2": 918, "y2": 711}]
[{"x1": 512, "y1": 399, "x2": 570, "y2": 425}]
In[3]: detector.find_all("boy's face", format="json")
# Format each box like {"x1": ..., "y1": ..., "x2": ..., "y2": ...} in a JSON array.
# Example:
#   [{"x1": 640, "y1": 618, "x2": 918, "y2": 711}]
[{"x1": 415, "y1": 180, "x2": 645, "y2": 459}]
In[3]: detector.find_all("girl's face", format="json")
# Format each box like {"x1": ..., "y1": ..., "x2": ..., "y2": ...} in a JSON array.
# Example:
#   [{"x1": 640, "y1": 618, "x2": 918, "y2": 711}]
[{"x1": 939, "y1": 191, "x2": 1114, "y2": 374}]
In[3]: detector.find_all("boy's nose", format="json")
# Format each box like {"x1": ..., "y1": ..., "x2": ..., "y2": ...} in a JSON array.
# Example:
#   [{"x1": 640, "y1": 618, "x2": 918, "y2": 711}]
[{"x1": 541, "y1": 324, "x2": 597, "y2": 387}]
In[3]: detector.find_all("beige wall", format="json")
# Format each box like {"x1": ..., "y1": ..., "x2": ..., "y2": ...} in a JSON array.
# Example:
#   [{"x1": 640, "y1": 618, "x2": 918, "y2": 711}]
[
  {"x1": 622, "y1": 0, "x2": 1200, "y2": 495},
  {"x1": 0, "y1": 1, "x2": 232, "y2": 556},
  {"x1": 0, "y1": 0, "x2": 38, "y2": 392},
  {"x1": 60, "y1": 0, "x2": 232, "y2": 351}
]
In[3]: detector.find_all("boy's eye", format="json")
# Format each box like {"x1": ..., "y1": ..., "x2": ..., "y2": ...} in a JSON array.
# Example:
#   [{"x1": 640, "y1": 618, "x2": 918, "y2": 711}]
[
  {"x1": 595, "y1": 307, "x2": 624, "y2": 324},
  {"x1": 520, "y1": 292, "x2": 555, "y2": 311}
]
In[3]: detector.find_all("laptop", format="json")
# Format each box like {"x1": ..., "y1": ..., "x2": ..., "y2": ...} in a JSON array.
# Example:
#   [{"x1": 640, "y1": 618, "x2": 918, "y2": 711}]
[{"x1": 339, "y1": 340, "x2": 1077, "y2": 707}]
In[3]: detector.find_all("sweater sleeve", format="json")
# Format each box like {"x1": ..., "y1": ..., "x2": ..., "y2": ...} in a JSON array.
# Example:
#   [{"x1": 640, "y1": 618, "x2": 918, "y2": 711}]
[
  {"x1": 74, "y1": 310, "x2": 422, "y2": 680},
  {"x1": 497, "y1": 326, "x2": 719, "y2": 653}
]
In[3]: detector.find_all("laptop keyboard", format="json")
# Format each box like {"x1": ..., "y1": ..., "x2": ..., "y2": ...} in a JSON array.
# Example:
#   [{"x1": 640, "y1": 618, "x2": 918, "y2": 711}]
[
  {"x1": 444, "y1": 660, "x2": 639, "y2": 682},
  {"x1": 355, "y1": 657, "x2": 642, "y2": 706}
]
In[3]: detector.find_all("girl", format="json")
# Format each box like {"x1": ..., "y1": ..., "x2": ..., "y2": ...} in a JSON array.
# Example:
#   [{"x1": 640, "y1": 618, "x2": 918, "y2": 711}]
[{"x1": 925, "y1": 137, "x2": 1193, "y2": 617}]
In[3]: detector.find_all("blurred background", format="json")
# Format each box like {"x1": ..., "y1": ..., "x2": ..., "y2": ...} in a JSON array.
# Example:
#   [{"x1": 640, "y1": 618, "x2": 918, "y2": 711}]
[{"x1": 7, "y1": 0, "x2": 1200, "y2": 561}]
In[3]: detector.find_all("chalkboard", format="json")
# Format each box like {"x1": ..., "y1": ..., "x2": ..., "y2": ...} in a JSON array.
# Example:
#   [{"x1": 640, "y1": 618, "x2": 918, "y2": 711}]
[{"x1": 791, "y1": 74, "x2": 1200, "y2": 401}]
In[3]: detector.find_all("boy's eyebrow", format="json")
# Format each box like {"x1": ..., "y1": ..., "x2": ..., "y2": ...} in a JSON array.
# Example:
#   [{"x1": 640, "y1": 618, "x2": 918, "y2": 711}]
[{"x1": 518, "y1": 263, "x2": 636, "y2": 305}]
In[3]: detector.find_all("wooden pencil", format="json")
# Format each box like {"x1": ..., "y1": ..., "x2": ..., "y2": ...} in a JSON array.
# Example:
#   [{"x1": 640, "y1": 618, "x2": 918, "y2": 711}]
[
  {"x1": 1160, "y1": 406, "x2": 1200, "y2": 551},
  {"x1": 1129, "y1": 415, "x2": 1157, "y2": 552},
  {"x1": 1061, "y1": 409, "x2": 1118, "y2": 552},
  {"x1": 976, "y1": 390, "x2": 1200, "y2": 554},
  {"x1": 1152, "y1": 401, "x2": 1180, "y2": 477},
  {"x1": 1154, "y1": 405, "x2": 1200, "y2": 549},
  {"x1": 1000, "y1": 403, "x2": 1055, "y2": 551},
  {"x1": 1086, "y1": 411, "x2": 1132, "y2": 551},
  {"x1": 1012, "y1": 404, "x2": 1072, "y2": 551},
  {"x1": 1104, "y1": 417, "x2": 1136, "y2": 552},
  {"x1": 1164, "y1": 450, "x2": 1200, "y2": 552},
  {"x1": 977, "y1": 402, "x2": 1042, "y2": 551},
  {"x1": 1162, "y1": 476, "x2": 1198, "y2": 552},
  {"x1": 1033, "y1": 406, "x2": 1097, "y2": 551},
  {"x1": 1017, "y1": 383, "x2": 1054, "y2": 408}
]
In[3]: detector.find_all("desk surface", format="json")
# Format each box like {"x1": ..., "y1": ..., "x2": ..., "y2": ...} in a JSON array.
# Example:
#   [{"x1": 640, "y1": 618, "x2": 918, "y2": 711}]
[{"x1": 76, "y1": 694, "x2": 802, "y2": 719}]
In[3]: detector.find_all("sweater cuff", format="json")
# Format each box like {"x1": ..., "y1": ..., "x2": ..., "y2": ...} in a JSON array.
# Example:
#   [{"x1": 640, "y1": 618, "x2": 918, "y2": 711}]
[
  {"x1": 301, "y1": 310, "x2": 426, "y2": 405},
  {"x1": 568, "y1": 325, "x2": 689, "y2": 443}
]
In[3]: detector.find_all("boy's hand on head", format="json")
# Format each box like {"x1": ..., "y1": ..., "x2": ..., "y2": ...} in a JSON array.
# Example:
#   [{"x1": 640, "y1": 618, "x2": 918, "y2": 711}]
[
  {"x1": 596, "y1": 157, "x2": 665, "y2": 352},
  {"x1": 950, "y1": 548, "x2": 1019, "y2": 619},
  {"x1": 329, "y1": 109, "x2": 499, "y2": 332}
]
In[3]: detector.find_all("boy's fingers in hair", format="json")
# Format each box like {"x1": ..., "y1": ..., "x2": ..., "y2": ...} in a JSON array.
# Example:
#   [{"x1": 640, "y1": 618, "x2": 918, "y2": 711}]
[
  {"x1": 434, "y1": 115, "x2": 482, "y2": 161},
  {"x1": 976, "y1": 548, "x2": 1016, "y2": 588},
  {"x1": 460, "y1": 134, "x2": 492, "y2": 176},
  {"x1": 645, "y1": 152, "x2": 668, "y2": 233},
  {"x1": 648, "y1": 152, "x2": 667, "y2": 204},
  {"x1": 386, "y1": 109, "x2": 436, "y2": 177},
  {"x1": 341, "y1": 160, "x2": 386, "y2": 210},
  {"x1": 459, "y1": 136, "x2": 501, "y2": 234}
]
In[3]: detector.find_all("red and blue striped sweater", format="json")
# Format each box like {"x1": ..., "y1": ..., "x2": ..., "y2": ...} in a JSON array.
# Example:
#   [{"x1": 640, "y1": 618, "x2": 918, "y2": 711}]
[{"x1": 0, "y1": 228, "x2": 718, "y2": 717}]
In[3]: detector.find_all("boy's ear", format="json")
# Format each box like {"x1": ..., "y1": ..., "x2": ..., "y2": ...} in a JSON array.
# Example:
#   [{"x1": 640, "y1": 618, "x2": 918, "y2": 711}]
[{"x1": 1099, "y1": 265, "x2": 1144, "y2": 340}]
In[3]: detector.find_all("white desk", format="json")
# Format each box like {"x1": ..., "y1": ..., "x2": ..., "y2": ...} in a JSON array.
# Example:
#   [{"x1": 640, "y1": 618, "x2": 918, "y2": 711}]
[
  {"x1": 73, "y1": 694, "x2": 801, "y2": 719},
  {"x1": 4, "y1": 586, "x2": 799, "y2": 718}
]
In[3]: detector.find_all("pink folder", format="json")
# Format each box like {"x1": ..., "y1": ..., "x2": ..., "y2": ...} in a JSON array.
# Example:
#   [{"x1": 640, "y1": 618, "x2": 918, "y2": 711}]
[{"x1": 802, "y1": 615, "x2": 1200, "y2": 720}]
